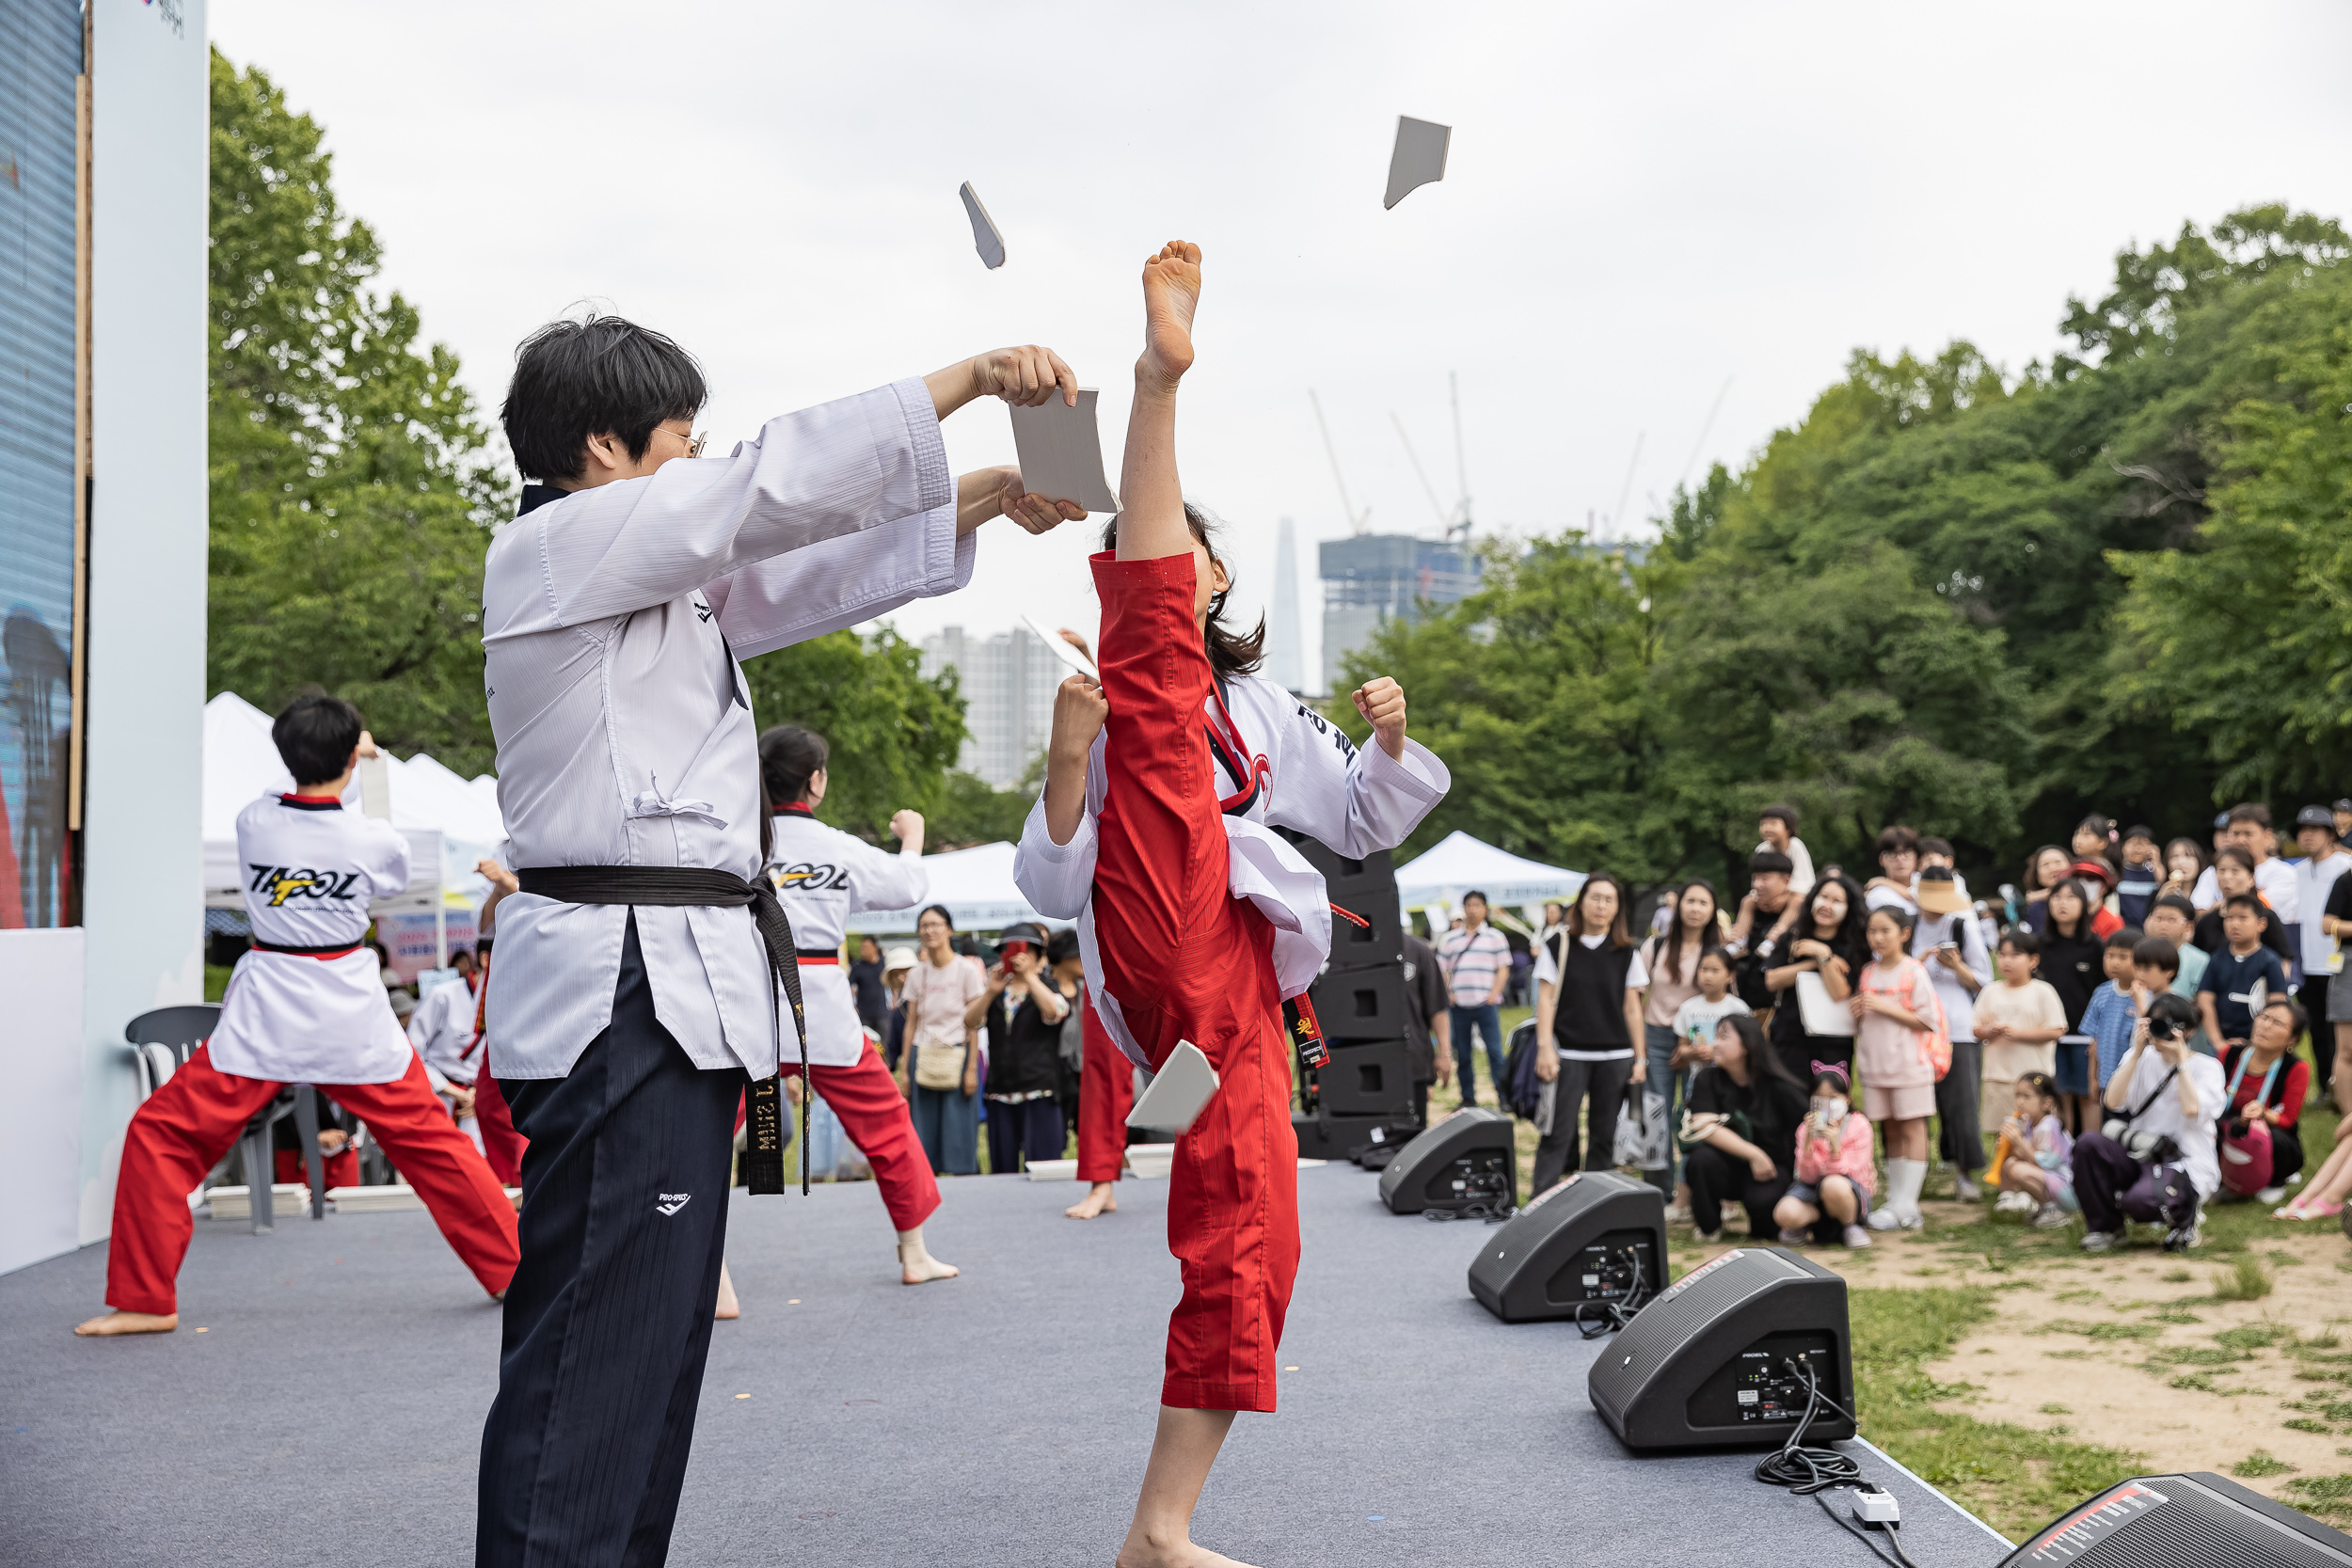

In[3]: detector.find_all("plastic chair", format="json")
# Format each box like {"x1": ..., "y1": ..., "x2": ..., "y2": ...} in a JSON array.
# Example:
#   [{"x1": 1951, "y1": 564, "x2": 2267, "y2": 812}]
[{"x1": 121, "y1": 1004, "x2": 328, "y2": 1232}]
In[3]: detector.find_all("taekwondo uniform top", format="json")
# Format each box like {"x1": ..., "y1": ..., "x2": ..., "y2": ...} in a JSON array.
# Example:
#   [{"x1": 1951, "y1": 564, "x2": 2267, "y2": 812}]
[
  {"x1": 1013, "y1": 671, "x2": 1449, "y2": 1066},
  {"x1": 208, "y1": 793, "x2": 415, "y2": 1085},
  {"x1": 408, "y1": 976, "x2": 484, "y2": 1085},
  {"x1": 482, "y1": 377, "x2": 971, "y2": 1082},
  {"x1": 763, "y1": 805, "x2": 930, "y2": 1068}
]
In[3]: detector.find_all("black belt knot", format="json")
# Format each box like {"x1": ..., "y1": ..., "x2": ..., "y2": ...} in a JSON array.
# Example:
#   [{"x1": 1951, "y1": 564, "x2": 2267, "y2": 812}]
[{"x1": 517, "y1": 864, "x2": 810, "y2": 1195}]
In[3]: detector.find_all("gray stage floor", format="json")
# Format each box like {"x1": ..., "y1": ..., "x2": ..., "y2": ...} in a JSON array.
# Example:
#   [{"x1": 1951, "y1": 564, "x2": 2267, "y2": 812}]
[{"x1": 1, "y1": 1164, "x2": 2015, "y2": 1567}]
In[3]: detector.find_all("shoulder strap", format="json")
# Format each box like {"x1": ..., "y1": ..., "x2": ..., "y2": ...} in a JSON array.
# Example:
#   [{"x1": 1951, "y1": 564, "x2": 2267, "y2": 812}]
[{"x1": 2123, "y1": 1064, "x2": 2182, "y2": 1125}]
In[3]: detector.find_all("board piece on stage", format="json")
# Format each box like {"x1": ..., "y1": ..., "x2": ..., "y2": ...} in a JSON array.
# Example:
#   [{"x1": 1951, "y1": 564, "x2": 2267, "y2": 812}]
[
  {"x1": 1127, "y1": 1041, "x2": 1216, "y2": 1133},
  {"x1": 1008, "y1": 389, "x2": 1119, "y2": 515},
  {"x1": 1378, "y1": 1108, "x2": 1516, "y2": 1214},
  {"x1": 958, "y1": 181, "x2": 1006, "y2": 269},
  {"x1": 1469, "y1": 1169, "x2": 1663, "y2": 1323},
  {"x1": 1998, "y1": 1471, "x2": 2352, "y2": 1567},
  {"x1": 1587, "y1": 1245, "x2": 1855, "y2": 1450}
]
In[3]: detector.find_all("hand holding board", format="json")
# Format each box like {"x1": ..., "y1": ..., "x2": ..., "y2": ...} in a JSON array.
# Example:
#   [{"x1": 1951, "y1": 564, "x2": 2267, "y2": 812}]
[{"x1": 1009, "y1": 388, "x2": 1120, "y2": 515}]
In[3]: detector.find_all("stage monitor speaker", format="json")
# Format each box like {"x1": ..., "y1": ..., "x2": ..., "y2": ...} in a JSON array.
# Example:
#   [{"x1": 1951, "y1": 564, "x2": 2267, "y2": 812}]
[
  {"x1": 1467, "y1": 1170, "x2": 1664, "y2": 1323},
  {"x1": 1305, "y1": 1038, "x2": 1418, "y2": 1117},
  {"x1": 1586, "y1": 1246, "x2": 1854, "y2": 1449},
  {"x1": 1378, "y1": 1109, "x2": 1516, "y2": 1214},
  {"x1": 1998, "y1": 1471, "x2": 2352, "y2": 1567},
  {"x1": 1293, "y1": 1109, "x2": 1421, "y2": 1163},
  {"x1": 1310, "y1": 965, "x2": 1410, "y2": 1043}
]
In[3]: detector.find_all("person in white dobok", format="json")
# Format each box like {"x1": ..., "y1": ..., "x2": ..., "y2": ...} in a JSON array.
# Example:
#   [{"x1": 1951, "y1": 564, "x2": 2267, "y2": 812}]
[
  {"x1": 473, "y1": 314, "x2": 1085, "y2": 1568},
  {"x1": 409, "y1": 947, "x2": 489, "y2": 1149}
]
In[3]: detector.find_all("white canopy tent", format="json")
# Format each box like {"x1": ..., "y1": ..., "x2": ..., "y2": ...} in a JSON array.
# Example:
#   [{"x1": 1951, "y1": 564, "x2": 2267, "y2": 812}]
[
  {"x1": 1392, "y1": 831, "x2": 1587, "y2": 922},
  {"x1": 855, "y1": 840, "x2": 1055, "y2": 935}
]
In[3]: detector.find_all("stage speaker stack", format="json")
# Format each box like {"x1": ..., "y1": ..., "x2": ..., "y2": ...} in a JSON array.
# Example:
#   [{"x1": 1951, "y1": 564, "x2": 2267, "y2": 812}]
[
  {"x1": 1379, "y1": 1109, "x2": 1517, "y2": 1215},
  {"x1": 1467, "y1": 1170, "x2": 1663, "y2": 1321},
  {"x1": 1586, "y1": 1246, "x2": 1854, "y2": 1449},
  {"x1": 1999, "y1": 1472, "x2": 2352, "y2": 1566},
  {"x1": 1276, "y1": 829, "x2": 1425, "y2": 1163}
]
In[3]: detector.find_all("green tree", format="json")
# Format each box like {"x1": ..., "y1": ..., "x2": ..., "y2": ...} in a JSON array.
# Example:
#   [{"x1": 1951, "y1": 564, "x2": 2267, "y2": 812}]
[
  {"x1": 207, "y1": 50, "x2": 509, "y2": 773},
  {"x1": 739, "y1": 627, "x2": 967, "y2": 840}
]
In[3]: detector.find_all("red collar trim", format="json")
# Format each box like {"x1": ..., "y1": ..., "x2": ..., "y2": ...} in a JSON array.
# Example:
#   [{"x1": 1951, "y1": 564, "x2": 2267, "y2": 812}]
[
  {"x1": 279, "y1": 793, "x2": 345, "y2": 811},
  {"x1": 775, "y1": 802, "x2": 816, "y2": 817}
]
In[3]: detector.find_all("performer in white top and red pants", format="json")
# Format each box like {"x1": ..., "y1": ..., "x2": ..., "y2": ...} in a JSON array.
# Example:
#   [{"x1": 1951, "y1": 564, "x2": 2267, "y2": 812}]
[
  {"x1": 76, "y1": 696, "x2": 521, "y2": 1338},
  {"x1": 1018, "y1": 244, "x2": 1445, "y2": 1567},
  {"x1": 757, "y1": 721, "x2": 957, "y2": 1284},
  {"x1": 473, "y1": 314, "x2": 1083, "y2": 1568}
]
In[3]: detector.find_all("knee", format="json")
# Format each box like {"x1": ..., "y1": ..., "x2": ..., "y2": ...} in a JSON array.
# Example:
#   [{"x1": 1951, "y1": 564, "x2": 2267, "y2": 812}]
[{"x1": 1772, "y1": 1196, "x2": 1808, "y2": 1227}]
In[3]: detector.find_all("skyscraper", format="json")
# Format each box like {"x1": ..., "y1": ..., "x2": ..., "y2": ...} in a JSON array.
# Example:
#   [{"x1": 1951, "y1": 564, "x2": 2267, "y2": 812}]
[
  {"x1": 1266, "y1": 516, "x2": 1307, "y2": 693},
  {"x1": 1318, "y1": 534, "x2": 1481, "y2": 692},
  {"x1": 918, "y1": 625, "x2": 1062, "y2": 788}
]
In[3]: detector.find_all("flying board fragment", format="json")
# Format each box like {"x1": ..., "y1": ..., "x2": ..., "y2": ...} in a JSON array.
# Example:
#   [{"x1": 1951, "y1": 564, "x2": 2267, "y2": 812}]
[
  {"x1": 959, "y1": 182, "x2": 1006, "y2": 269},
  {"x1": 1383, "y1": 116, "x2": 1451, "y2": 210}
]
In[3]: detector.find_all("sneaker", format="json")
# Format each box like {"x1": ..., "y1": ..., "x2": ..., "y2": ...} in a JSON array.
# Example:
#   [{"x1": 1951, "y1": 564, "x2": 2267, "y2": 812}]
[
  {"x1": 1693, "y1": 1228, "x2": 1722, "y2": 1243},
  {"x1": 1866, "y1": 1205, "x2": 1922, "y2": 1231},
  {"x1": 2255, "y1": 1186, "x2": 2285, "y2": 1206},
  {"x1": 1842, "y1": 1224, "x2": 1871, "y2": 1248},
  {"x1": 1778, "y1": 1227, "x2": 1809, "y2": 1245},
  {"x1": 2079, "y1": 1229, "x2": 2124, "y2": 1253},
  {"x1": 2033, "y1": 1202, "x2": 2072, "y2": 1229},
  {"x1": 1953, "y1": 1176, "x2": 1981, "y2": 1203},
  {"x1": 2162, "y1": 1217, "x2": 2202, "y2": 1253},
  {"x1": 1998, "y1": 1190, "x2": 2038, "y2": 1214},
  {"x1": 1662, "y1": 1204, "x2": 1692, "y2": 1225}
]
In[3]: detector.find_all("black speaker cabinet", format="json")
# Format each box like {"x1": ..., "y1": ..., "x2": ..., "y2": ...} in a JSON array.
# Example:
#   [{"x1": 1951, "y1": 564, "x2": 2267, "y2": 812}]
[
  {"x1": 1999, "y1": 1471, "x2": 2352, "y2": 1567},
  {"x1": 1468, "y1": 1170, "x2": 1665, "y2": 1323},
  {"x1": 1274, "y1": 829, "x2": 1405, "y2": 967},
  {"x1": 1310, "y1": 964, "x2": 1410, "y2": 1043},
  {"x1": 1306, "y1": 1038, "x2": 1417, "y2": 1116},
  {"x1": 1379, "y1": 1108, "x2": 1517, "y2": 1214},
  {"x1": 1587, "y1": 1245, "x2": 1854, "y2": 1449},
  {"x1": 1293, "y1": 1109, "x2": 1421, "y2": 1162}
]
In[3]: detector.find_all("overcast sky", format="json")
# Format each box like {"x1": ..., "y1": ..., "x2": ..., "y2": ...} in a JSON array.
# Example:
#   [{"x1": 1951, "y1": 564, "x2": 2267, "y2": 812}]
[{"x1": 209, "y1": 1, "x2": 2352, "y2": 681}]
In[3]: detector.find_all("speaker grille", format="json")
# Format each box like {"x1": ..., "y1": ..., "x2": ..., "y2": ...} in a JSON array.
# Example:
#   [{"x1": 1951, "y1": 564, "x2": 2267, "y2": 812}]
[{"x1": 2010, "y1": 1478, "x2": 2352, "y2": 1568}]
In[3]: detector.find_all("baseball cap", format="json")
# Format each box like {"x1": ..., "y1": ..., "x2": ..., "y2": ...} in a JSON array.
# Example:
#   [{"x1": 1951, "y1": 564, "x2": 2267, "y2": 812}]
[
  {"x1": 2296, "y1": 804, "x2": 2335, "y2": 830},
  {"x1": 2333, "y1": 799, "x2": 2352, "y2": 815}
]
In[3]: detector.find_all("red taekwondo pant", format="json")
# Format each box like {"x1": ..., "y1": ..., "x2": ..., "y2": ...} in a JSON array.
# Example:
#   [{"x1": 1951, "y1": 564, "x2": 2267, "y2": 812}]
[
  {"x1": 105, "y1": 1046, "x2": 520, "y2": 1315},
  {"x1": 732, "y1": 1038, "x2": 942, "y2": 1232},
  {"x1": 1076, "y1": 997, "x2": 1135, "y2": 1184},
  {"x1": 1089, "y1": 550, "x2": 1298, "y2": 1415},
  {"x1": 473, "y1": 1068, "x2": 527, "y2": 1188}
]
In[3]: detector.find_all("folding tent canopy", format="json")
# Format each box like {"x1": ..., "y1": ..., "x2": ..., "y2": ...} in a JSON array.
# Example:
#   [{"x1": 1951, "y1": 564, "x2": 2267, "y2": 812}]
[{"x1": 1391, "y1": 830, "x2": 1586, "y2": 913}]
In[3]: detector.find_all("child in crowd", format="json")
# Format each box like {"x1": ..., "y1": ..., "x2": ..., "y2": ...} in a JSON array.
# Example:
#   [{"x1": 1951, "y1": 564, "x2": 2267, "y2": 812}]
[
  {"x1": 1757, "y1": 804, "x2": 1815, "y2": 895},
  {"x1": 2116, "y1": 827, "x2": 2162, "y2": 928},
  {"x1": 1774, "y1": 1066, "x2": 1876, "y2": 1247},
  {"x1": 1972, "y1": 929, "x2": 2068, "y2": 1135},
  {"x1": 1661, "y1": 949, "x2": 1751, "y2": 1221},
  {"x1": 2142, "y1": 894, "x2": 2210, "y2": 1002},
  {"x1": 1851, "y1": 904, "x2": 1942, "y2": 1231},
  {"x1": 2200, "y1": 893, "x2": 2293, "y2": 1053},
  {"x1": 2075, "y1": 928, "x2": 2143, "y2": 1116},
  {"x1": 2072, "y1": 815, "x2": 2122, "y2": 878},
  {"x1": 1863, "y1": 825, "x2": 1921, "y2": 912},
  {"x1": 2193, "y1": 847, "x2": 2293, "y2": 962},
  {"x1": 1993, "y1": 1072, "x2": 2075, "y2": 1227}
]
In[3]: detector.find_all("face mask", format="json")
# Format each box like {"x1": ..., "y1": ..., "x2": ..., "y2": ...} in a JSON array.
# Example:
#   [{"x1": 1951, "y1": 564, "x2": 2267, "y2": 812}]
[{"x1": 1811, "y1": 1095, "x2": 1850, "y2": 1126}]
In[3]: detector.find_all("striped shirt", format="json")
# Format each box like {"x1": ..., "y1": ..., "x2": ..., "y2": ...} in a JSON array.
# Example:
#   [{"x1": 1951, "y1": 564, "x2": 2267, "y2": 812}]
[{"x1": 1438, "y1": 925, "x2": 1511, "y2": 1006}]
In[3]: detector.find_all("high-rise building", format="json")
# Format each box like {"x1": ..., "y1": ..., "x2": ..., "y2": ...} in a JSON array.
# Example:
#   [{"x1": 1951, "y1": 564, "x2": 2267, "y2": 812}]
[
  {"x1": 918, "y1": 625, "x2": 1061, "y2": 789},
  {"x1": 1266, "y1": 516, "x2": 1306, "y2": 693},
  {"x1": 1318, "y1": 534, "x2": 1481, "y2": 692}
]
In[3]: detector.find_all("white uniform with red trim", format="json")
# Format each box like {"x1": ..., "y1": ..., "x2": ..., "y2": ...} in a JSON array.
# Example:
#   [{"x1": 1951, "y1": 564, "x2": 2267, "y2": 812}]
[
  {"x1": 763, "y1": 805, "x2": 929, "y2": 1068},
  {"x1": 1013, "y1": 673, "x2": 1448, "y2": 1066},
  {"x1": 207, "y1": 793, "x2": 414, "y2": 1085},
  {"x1": 409, "y1": 976, "x2": 485, "y2": 1085}
]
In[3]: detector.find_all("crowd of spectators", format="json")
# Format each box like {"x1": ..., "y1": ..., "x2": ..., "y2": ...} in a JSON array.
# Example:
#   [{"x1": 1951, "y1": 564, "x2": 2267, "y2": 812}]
[{"x1": 1505, "y1": 800, "x2": 2352, "y2": 1254}]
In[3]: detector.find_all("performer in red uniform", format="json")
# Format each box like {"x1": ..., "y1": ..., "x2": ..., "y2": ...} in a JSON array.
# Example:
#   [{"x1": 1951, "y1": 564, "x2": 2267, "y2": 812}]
[
  {"x1": 76, "y1": 696, "x2": 520, "y2": 1338},
  {"x1": 1025, "y1": 242, "x2": 1440, "y2": 1568},
  {"x1": 1066, "y1": 996, "x2": 1134, "y2": 1218}
]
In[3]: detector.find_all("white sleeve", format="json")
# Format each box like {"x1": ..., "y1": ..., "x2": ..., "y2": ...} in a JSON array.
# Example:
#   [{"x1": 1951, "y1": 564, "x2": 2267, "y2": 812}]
[
  {"x1": 1013, "y1": 794, "x2": 1099, "y2": 921},
  {"x1": 847, "y1": 837, "x2": 931, "y2": 917},
  {"x1": 706, "y1": 503, "x2": 974, "y2": 662},
  {"x1": 503, "y1": 379, "x2": 951, "y2": 629},
  {"x1": 1788, "y1": 839, "x2": 1817, "y2": 894},
  {"x1": 367, "y1": 821, "x2": 412, "y2": 901},
  {"x1": 1263, "y1": 691, "x2": 1449, "y2": 857},
  {"x1": 1532, "y1": 935, "x2": 1561, "y2": 989},
  {"x1": 1626, "y1": 947, "x2": 1650, "y2": 990},
  {"x1": 2191, "y1": 867, "x2": 2219, "y2": 911}
]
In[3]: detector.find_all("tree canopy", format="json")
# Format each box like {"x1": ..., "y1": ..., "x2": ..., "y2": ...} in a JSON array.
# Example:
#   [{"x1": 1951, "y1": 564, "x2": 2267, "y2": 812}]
[{"x1": 1336, "y1": 205, "x2": 2352, "y2": 892}]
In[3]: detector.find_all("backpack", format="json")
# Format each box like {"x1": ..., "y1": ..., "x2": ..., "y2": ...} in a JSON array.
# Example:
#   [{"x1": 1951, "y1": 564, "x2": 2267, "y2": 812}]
[
  {"x1": 2217, "y1": 1051, "x2": 2286, "y2": 1197},
  {"x1": 1500, "y1": 1019, "x2": 1545, "y2": 1120},
  {"x1": 1864, "y1": 955, "x2": 1953, "y2": 1082}
]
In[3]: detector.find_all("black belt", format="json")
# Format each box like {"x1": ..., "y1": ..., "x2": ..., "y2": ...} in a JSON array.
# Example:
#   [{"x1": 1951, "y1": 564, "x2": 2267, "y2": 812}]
[
  {"x1": 255, "y1": 940, "x2": 364, "y2": 958},
  {"x1": 517, "y1": 864, "x2": 810, "y2": 1196}
]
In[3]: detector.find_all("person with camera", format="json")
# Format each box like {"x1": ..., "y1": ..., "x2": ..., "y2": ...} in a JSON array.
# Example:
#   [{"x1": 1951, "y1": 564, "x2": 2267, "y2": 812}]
[
  {"x1": 968, "y1": 920, "x2": 1072, "y2": 1175},
  {"x1": 2071, "y1": 991, "x2": 2225, "y2": 1252}
]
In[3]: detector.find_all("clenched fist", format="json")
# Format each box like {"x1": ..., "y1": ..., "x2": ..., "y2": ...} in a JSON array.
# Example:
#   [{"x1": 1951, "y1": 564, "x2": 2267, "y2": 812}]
[{"x1": 1352, "y1": 676, "x2": 1409, "y2": 760}]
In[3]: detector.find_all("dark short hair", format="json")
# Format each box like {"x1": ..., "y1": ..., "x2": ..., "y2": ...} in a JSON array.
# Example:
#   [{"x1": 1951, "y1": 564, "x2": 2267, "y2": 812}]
[
  {"x1": 501, "y1": 315, "x2": 707, "y2": 482},
  {"x1": 273, "y1": 693, "x2": 364, "y2": 787},
  {"x1": 2147, "y1": 991, "x2": 2198, "y2": 1035},
  {"x1": 2260, "y1": 994, "x2": 2310, "y2": 1034},
  {"x1": 2227, "y1": 802, "x2": 2272, "y2": 830},
  {"x1": 1748, "y1": 848, "x2": 1794, "y2": 876},
  {"x1": 919, "y1": 904, "x2": 955, "y2": 932},
  {"x1": 1875, "y1": 824, "x2": 1920, "y2": 856},
  {"x1": 1045, "y1": 927, "x2": 1081, "y2": 966},
  {"x1": 1696, "y1": 947, "x2": 1734, "y2": 972},
  {"x1": 2152, "y1": 893, "x2": 2197, "y2": 921},
  {"x1": 2017, "y1": 1071, "x2": 2059, "y2": 1105},
  {"x1": 2130, "y1": 936, "x2": 2179, "y2": 974},
  {"x1": 2215, "y1": 845, "x2": 2256, "y2": 873},
  {"x1": 2104, "y1": 926, "x2": 2143, "y2": 953},
  {"x1": 1866, "y1": 901, "x2": 1915, "y2": 936},
  {"x1": 1462, "y1": 890, "x2": 1489, "y2": 908},
  {"x1": 1917, "y1": 835, "x2": 1953, "y2": 859},
  {"x1": 1101, "y1": 504, "x2": 1264, "y2": 680},
  {"x1": 1759, "y1": 803, "x2": 1799, "y2": 830},
  {"x1": 759, "y1": 724, "x2": 830, "y2": 808},
  {"x1": 2223, "y1": 891, "x2": 2265, "y2": 914},
  {"x1": 1999, "y1": 927, "x2": 2042, "y2": 958},
  {"x1": 2122, "y1": 824, "x2": 2155, "y2": 844}
]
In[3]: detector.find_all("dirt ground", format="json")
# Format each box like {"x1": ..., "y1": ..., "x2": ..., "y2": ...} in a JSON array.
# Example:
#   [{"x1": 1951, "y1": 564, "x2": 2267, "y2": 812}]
[{"x1": 1683, "y1": 1188, "x2": 2352, "y2": 1511}]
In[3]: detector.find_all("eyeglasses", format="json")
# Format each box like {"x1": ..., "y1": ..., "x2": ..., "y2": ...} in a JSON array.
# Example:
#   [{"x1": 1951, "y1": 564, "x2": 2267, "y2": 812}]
[{"x1": 663, "y1": 425, "x2": 707, "y2": 460}]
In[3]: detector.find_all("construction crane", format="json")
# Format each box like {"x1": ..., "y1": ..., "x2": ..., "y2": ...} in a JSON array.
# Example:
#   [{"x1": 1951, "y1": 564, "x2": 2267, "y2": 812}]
[
  {"x1": 1387, "y1": 371, "x2": 1474, "y2": 544},
  {"x1": 1308, "y1": 389, "x2": 1373, "y2": 535}
]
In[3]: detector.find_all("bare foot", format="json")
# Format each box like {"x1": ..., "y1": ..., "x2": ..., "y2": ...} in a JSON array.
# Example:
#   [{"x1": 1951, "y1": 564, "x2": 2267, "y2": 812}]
[
  {"x1": 1137, "y1": 241, "x2": 1200, "y2": 390},
  {"x1": 897, "y1": 1227, "x2": 960, "y2": 1285},
  {"x1": 74, "y1": 1309, "x2": 177, "y2": 1338},
  {"x1": 1066, "y1": 1181, "x2": 1119, "y2": 1219},
  {"x1": 714, "y1": 1259, "x2": 740, "y2": 1320},
  {"x1": 1114, "y1": 1533, "x2": 1261, "y2": 1568}
]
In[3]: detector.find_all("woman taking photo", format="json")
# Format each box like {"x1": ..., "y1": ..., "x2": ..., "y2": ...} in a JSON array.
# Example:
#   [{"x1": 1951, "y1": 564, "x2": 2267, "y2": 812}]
[
  {"x1": 902, "y1": 904, "x2": 983, "y2": 1175},
  {"x1": 1637, "y1": 879, "x2": 1720, "y2": 1200},
  {"x1": 1532, "y1": 873, "x2": 1645, "y2": 1194},
  {"x1": 1680, "y1": 1013, "x2": 1810, "y2": 1242},
  {"x1": 1764, "y1": 871, "x2": 1867, "y2": 1083}
]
